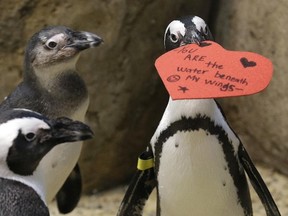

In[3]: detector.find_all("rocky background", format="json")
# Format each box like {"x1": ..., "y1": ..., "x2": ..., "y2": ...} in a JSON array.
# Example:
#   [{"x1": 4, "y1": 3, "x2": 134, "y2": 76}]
[{"x1": 0, "y1": 0, "x2": 287, "y2": 195}]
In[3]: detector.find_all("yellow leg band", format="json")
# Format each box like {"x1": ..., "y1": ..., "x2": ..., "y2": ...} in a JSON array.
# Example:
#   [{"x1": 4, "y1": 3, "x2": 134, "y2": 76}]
[{"x1": 137, "y1": 157, "x2": 154, "y2": 171}]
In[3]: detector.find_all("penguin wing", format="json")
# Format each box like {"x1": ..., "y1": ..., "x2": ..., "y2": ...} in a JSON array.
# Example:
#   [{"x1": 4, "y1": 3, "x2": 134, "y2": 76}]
[
  {"x1": 0, "y1": 82, "x2": 45, "y2": 113},
  {"x1": 56, "y1": 163, "x2": 82, "y2": 213},
  {"x1": 117, "y1": 146, "x2": 156, "y2": 216},
  {"x1": 238, "y1": 144, "x2": 281, "y2": 216}
]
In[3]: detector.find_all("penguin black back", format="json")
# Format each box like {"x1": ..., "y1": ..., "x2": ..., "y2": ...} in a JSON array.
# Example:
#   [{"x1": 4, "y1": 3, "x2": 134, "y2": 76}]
[{"x1": 0, "y1": 178, "x2": 49, "y2": 216}]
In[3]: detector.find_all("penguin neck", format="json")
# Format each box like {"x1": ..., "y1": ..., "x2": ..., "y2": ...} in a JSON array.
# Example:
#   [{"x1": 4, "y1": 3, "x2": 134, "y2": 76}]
[
  {"x1": 150, "y1": 97, "x2": 227, "y2": 146},
  {"x1": 165, "y1": 97, "x2": 218, "y2": 120},
  {"x1": 22, "y1": 58, "x2": 89, "y2": 119},
  {"x1": 155, "y1": 97, "x2": 221, "y2": 133},
  {"x1": 27, "y1": 56, "x2": 80, "y2": 91},
  {"x1": 0, "y1": 167, "x2": 47, "y2": 204},
  {"x1": 24, "y1": 55, "x2": 89, "y2": 99}
]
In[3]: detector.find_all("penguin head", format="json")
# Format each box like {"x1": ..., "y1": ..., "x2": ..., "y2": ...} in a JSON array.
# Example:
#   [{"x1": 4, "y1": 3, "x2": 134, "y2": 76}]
[
  {"x1": 0, "y1": 109, "x2": 93, "y2": 176},
  {"x1": 164, "y1": 16, "x2": 213, "y2": 51},
  {"x1": 24, "y1": 26, "x2": 103, "y2": 79}
]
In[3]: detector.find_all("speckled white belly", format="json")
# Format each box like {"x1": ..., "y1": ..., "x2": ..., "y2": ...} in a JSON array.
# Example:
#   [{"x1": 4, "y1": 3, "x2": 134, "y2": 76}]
[
  {"x1": 157, "y1": 129, "x2": 246, "y2": 216},
  {"x1": 35, "y1": 98, "x2": 89, "y2": 202}
]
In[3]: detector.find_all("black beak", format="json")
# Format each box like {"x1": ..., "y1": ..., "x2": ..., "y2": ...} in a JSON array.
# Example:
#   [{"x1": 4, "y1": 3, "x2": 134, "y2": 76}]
[
  {"x1": 43, "y1": 117, "x2": 94, "y2": 145},
  {"x1": 182, "y1": 26, "x2": 213, "y2": 46},
  {"x1": 66, "y1": 30, "x2": 103, "y2": 50}
]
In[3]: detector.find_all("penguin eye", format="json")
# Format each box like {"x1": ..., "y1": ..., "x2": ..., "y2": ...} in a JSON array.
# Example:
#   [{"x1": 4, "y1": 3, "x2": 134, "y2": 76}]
[
  {"x1": 45, "y1": 40, "x2": 58, "y2": 49},
  {"x1": 25, "y1": 132, "x2": 36, "y2": 142},
  {"x1": 170, "y1": 33, "x2": 179, "y2": 43}
]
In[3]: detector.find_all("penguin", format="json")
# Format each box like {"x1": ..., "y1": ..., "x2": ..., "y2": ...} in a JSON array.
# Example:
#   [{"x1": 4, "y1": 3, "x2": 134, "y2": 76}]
[
  {"x1": 0, "y1": 108, "x2": 93, "y2": 216},
  {"x1": 117, "y1": 16, "x2": 281, "y2": 216},
  {"x1": 0, "y1": 26, "x2": 103, "y2": 213}
]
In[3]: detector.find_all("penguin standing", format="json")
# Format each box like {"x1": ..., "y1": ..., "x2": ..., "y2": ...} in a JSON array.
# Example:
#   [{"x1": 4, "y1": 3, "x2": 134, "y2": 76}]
[
  {"x1": 118, "y1": 16, "x2": 280, "y2": 216},
  {"x1": 0, "y1": 108, "x2": 93, "y2": 216},
  {"x1": 0, "y1": 26, "x2": 103, "y2": 213}
]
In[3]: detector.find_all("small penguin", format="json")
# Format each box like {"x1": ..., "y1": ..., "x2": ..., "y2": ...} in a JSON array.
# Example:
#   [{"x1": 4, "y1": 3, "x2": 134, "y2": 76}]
[
  {"x1": 118, "y1": 16, "x2": 280, "y2": 216},
  {"x1": 0, "y1": 26, "x2": 103, "y2": 213},
  {"x1": 0, "y1": 108, "x2": 93, "y2": 216}
]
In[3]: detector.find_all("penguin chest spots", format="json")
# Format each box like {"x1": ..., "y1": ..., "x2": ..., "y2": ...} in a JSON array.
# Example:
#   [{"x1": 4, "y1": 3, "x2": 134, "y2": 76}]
[
  {"x1": 157, "y1": 130, "x2": 246, "y2": 216},
  {"x1": 51, "y1": 161, "x2": 58, "y2": 168},
  {"x1": 33, "y1": 141, "x2": 83, "y2": 203},
  {"x1": 33, "y1": 98, "x2": 89, "y2": 202}
]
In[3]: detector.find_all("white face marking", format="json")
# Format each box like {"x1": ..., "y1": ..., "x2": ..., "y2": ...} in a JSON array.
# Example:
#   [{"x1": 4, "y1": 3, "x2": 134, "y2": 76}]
[
  {"x1": 39, "y1": 33, "x2": 65, "y2": 44},
  {"x1": 0, "y1": 117, "x2": 50, "y2": 162},
  {"x1": 164, "y1": 20, "x2": 186, "y2": 46},
  {"x1": 39, "y1": 35, "x2": 47, "y2": 42},
  {"x1": 0, "y1": 117, "x2": 50, "y2": 202},
  {"x1": 192, "y1": 16, "x2": 207, "y2": 32},
  {"x1": 48, "y1": 33, "x2": 65, "y2": 42},
  {"x1": 165, "y1": 20, "x2": 186, "y2": 37}
]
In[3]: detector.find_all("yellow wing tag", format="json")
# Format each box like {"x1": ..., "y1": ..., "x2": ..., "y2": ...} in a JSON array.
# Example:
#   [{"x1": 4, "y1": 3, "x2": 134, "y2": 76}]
[{"x1": 137, "y1": 157, "x2": 154, "y2": 171}]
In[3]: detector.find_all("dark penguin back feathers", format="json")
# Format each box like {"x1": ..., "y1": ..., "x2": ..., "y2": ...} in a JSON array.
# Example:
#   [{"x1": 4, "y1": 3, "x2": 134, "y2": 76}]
[
  {"x1": 0, "y1": 109, "x2": 47, "y2": 124},
  {"x1": 0, "y1": 178, "x2": 49, "y2": 216}
]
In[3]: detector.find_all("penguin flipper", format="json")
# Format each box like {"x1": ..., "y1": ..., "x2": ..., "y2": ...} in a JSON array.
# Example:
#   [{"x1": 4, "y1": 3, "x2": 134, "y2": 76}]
[
  {"x1": 117, "y1": 146, "x2": 156, "y2": 216},
  {"x1": 238, "y1": 144, "x2": 281, "y2": 216},
  {"x1": 56, "y1": 163, "x2": 82, "y2": 214}
]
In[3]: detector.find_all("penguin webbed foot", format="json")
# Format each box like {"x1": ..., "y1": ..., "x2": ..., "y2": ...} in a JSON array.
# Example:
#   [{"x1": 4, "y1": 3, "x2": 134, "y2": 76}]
[
  {"x1": 56, "y1": 163, "x2": 82, "y2": 214},
  {"x1": 238, "y1": 144, "x2": 281, "y2": 216}
]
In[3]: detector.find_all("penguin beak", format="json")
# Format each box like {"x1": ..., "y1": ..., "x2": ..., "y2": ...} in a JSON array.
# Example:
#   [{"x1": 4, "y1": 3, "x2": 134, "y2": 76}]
[
  {"x1": 66, "y1": 31, "x2": 103, "y2": 50},
  {"x1": 182, "y1": 27, "x2": 213, "y2": 46},
  {"x1": 42, "y1": 117, "x2": 94, "y2": 145},
  {"x1": 182, "y1": 29, "x2": 203, "y2": 46}
]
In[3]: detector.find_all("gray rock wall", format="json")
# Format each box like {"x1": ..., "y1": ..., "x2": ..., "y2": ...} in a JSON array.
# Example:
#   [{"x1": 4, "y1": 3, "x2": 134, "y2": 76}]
[{"x1": 214, "y1": 0, "x2": 288, "y2": 175}]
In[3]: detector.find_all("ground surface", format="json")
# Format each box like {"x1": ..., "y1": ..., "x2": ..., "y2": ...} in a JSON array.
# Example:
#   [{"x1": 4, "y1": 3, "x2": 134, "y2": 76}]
[{"x1": 50, "y1": 165, "x2": 288, "y2": 216}]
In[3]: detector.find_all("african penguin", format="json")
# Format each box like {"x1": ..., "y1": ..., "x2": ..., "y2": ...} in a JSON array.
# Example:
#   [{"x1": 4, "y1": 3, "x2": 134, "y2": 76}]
[
  {"x1": 0, "y1": 26, "x2": 103, "y2": 213},
  {"x1": 117, "y1": 16, "x2": 280, "y2": 216},
  {"x1": 0, "y1": 108, "x2": 93, "y2": 216}
]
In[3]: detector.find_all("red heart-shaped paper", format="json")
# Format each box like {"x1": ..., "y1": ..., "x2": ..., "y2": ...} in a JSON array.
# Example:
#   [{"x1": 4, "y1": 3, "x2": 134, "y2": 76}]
[{"x1": 155, "y1": 41, "x2": 273, "y2": 99}]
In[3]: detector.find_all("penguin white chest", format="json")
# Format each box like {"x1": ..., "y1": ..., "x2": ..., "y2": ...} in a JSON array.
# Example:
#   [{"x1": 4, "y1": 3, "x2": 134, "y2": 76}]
[
  {"x1": 34, "y1": 98, "x2": 89, "y2": 202},
  {"x1": 157, "y1": 129, "x2": 246, "y2": 216}
]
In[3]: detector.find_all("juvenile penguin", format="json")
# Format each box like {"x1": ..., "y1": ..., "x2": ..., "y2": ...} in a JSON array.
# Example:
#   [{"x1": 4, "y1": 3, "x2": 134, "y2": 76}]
[
  {"x1": 118, "y1": 16, "x2": 280, "y2": 216},
  {"x1": 0, "y1": 26, "x2": 103, "y2": 213},
  {"x1": 0, "y1": 108, "x2": 93, "y2": 216}
]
